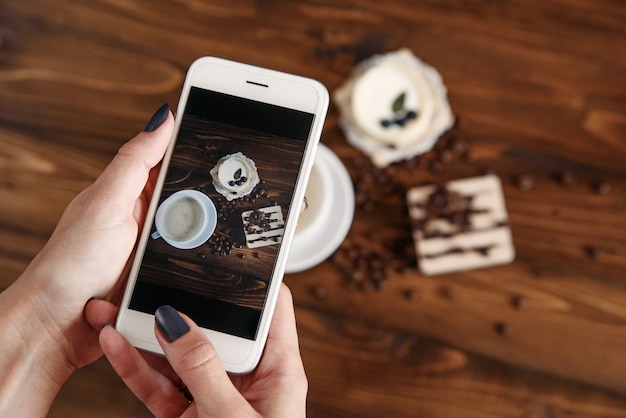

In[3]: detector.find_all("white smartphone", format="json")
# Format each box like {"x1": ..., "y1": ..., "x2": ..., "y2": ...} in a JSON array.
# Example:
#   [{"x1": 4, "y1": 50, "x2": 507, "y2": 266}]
[{"x1": 116, "y1": 57, "x2": 329, "y2": 374}]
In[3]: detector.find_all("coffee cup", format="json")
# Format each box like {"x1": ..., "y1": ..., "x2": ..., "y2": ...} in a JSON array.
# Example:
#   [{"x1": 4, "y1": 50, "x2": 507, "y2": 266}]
[
  {"x1": 151, "y1": 190, "x2": 217, "y2": 250},
  {"x1": 294, "y1": 154, "x2": 332, "y2": 243},
  {"x1": 286, "y1": 144, "x2": 354, "y2": 273}
]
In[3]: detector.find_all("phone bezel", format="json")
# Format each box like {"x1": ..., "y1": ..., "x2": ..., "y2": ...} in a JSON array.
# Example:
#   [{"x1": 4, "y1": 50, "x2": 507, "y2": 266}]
[{"x1": 116, "y1": 57, "x2": 328, "y2": 374}]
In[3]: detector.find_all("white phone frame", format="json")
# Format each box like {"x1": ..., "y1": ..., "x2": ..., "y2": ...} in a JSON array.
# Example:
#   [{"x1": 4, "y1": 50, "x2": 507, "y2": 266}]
[{"x1": 116, "y1": 57, "x2": 329, "y2": 374}]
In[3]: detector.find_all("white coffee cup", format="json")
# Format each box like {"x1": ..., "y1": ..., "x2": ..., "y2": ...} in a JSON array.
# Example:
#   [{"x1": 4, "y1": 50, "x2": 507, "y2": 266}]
[
  {"x1": 294, "y1": 155, "x2": 332, "y2": 243},
  {"x1": 286, "y1": 144, "x2": 354, "y2": 273},
  {"x1": 151, "y1": 190, "x2": 216, "y2": 250}
]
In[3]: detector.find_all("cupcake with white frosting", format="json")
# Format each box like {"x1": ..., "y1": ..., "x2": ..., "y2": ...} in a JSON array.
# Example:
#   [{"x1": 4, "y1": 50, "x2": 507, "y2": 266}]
[
  {"x1": 335, "y1": 49, "x2": 454, "y2": 168},
  {"x1": 210, "y1": 152, "x2": 260, "y2": 201}
]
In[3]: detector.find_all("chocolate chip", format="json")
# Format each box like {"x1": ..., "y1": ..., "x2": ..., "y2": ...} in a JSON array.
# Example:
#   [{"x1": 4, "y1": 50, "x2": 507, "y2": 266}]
[
  {"x1": 511, "y1": 295, "x2": 528, "y2": 310},
  {"x1": 253, "y1": 252, "x2": 261, "y2": 259},
  {"x1": 592, "y1": 181, "x2": 612, "y2": 195},
  {"x1": 494, "y1": 322, "x2": 512, "y2": 337},
  {"x1": 197, "y1": 253, "x2": 206, "y2": 259},
  {"x1": 513, "y1": 174, "x2": 535, "y2": 191}
]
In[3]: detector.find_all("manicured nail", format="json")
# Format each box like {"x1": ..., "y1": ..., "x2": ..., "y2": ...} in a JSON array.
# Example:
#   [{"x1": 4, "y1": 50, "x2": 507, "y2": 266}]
[
  {"x1": 144, "y1": 103, "x2": 170, "y2": 132},
  {"x1": 155, "y1": 305, "x2": 190, "y2": 342}
]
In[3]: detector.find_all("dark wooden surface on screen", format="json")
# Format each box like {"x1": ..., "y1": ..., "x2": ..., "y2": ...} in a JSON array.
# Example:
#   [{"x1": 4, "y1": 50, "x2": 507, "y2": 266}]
[
  {"x1": 1, "y1": 0, "x2": 626, "y2": 417},
  {"x1": 138, "y1": 114, "x2": 303, "y2": 310}
]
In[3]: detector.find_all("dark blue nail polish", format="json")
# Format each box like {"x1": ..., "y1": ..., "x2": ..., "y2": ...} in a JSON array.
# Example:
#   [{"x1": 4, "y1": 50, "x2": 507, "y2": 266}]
[
  {"x1": 144, "y1": 103, "x2": 170, "y2": 132},
  {"x1": 155, "y1": 305, "x2": 190, "y2": 342}
]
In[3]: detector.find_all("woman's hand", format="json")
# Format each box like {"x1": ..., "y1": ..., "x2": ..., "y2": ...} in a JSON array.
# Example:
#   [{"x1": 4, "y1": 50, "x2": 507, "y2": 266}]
[
  {"x1": 85, "y1": 284, "x2": 308, "y2": 418},
  {"x1": 0, "y1": 104, "x2": 173, "y2": 417}
]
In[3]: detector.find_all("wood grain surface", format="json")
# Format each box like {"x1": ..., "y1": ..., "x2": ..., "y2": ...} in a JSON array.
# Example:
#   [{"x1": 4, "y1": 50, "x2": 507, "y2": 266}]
[{"x1": 1, "y1": 0, "x2": 625, "y2": 417}]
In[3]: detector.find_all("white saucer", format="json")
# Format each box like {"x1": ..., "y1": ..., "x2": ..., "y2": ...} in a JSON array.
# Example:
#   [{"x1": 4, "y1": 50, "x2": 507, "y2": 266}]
[{"x1": 285, "y1": 144, "x2": 354, "y2": 273}]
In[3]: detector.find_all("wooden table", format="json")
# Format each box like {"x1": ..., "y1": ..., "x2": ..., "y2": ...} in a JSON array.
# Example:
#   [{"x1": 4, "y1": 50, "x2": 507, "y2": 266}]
[{"x1": 1, "y1": 1, "x2": 625, "y2": 416}]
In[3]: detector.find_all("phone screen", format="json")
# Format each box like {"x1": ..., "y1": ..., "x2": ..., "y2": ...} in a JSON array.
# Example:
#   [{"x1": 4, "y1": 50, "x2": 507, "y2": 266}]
[{"x1": 129, "y1": 86, "x2": 315, "y2": 340}]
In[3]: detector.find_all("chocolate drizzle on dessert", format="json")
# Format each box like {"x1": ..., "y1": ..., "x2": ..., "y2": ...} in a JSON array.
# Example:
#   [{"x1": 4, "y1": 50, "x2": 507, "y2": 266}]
[
  {"x1": 242, "y1": 206, "x2": 285, "y2": 249},
  {"x1": 411, "y1": 185, "x2": 507, "y2": 261},
  {"x1": 423, "y1": 244, "x2": 496, "y2": 260},
  {"x1": 249, "y1": 235, "x2": 282, "y2": 243}
]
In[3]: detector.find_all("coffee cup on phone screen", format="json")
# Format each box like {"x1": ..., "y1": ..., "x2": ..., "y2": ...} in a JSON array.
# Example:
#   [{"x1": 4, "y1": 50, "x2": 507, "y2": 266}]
[{"x1": 151, "y1": 189, "x2": 217, "y2": 250}]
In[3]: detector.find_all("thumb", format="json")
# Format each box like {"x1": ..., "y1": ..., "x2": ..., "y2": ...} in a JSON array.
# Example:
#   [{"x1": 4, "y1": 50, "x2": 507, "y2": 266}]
[{"x1": 154, "y1": 305, "x2": 257, "y2": 416}]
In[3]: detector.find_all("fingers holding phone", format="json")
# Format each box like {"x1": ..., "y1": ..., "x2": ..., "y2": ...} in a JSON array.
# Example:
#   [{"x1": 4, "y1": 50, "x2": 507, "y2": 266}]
[{"x1": 89, "y1": 285, "x2": 306, "y2": 417}]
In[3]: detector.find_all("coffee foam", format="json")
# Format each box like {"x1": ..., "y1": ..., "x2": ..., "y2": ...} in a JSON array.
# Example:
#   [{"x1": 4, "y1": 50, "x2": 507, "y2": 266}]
[{"x1": 162, "y1": 197, "x2": 205, "y2": 242}]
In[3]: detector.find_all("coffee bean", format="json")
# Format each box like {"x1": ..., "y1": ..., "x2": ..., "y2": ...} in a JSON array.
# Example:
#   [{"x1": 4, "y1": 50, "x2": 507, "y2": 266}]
[
  {"x1": 494, "y1": 322, "x2": 512, "y2": 337},
  {"x1": 450, "y1": 138, "x2": 467, "y2": 155},
  {"x1": 429, "y1": 161, "x2": 444, "y2": 174},
  {"x1": 355, "y1": 191, "x2": 368, "y2": 206},
  {"x1": 347, "y1": 248, "x2": 360, "y2": 261},
  {"x1": 363, "y1": 201, "x2": 376, "y2": 213},
  {"x1": 438, "y1": 286, "x2": 454, "y2": 300},
  {"x1": 374, "y1": 280, "x2": 387, "y2": 290},
  {"x1": 403, "y1": 288, "x2": 418, "y2": 301},
  {"x1": 253, "y1": 252, "x2": 261, "y2": 259},
  {"x1": 439, "y1": 150, "x2": 453, "y2": 163},
  {"x1": 454, "y1": 117, "x2": 469, "y2": 130},
  {"x1": 557, "y1": 171, "x2": 577, "y2": 188},
  {"x1": 312, "y1": 285, "x2": 327, "y2": 299},
  {"x1": 349, "y1": 269, "x2": 364, "y2": 283},
  {"x1": 592, "y1": 181, "x2": 612, "y2": 195},
  {"x1": 583, "y1": 245, "x2": 602, "y2": 260},
  {"x1": 371, "y1": 269, "x2": 385, "y2": 282},
  {"x1": 361, "y1": 281, "x2": 375, "y2": 292},
  {"x1": 511, "y1": 295, "x2": 528, "y2": 310},
  {"x1": 513, "y1": 174, "x2": 535, "y2": 191},
  {"x1": 461, "y1": 149, "x2": 477, "y2": 163}
]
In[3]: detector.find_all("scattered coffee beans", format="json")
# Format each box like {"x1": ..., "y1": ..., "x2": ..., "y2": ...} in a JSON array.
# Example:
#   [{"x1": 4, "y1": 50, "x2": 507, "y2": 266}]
[{"x1": 494, "y1": 322, "x2": 512, "y2": 337}]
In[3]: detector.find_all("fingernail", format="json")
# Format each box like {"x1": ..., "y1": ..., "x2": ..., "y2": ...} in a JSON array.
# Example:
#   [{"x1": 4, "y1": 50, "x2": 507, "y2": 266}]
[
  {"x1": 144, "y1": 103, "x2": 170, "y2": 132},
  {"x1": 155, "y1": 305, "x2": 190, "y2": 342},
  {"x1": 302, "y1": 196, "x2": 309, "y2": 212},
  {"x1": 87, "y1": 296, "x2": 100, "y2": 303},
  {"x1": 101, "y1": 322, "x2": 113, "y2": 331}
]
